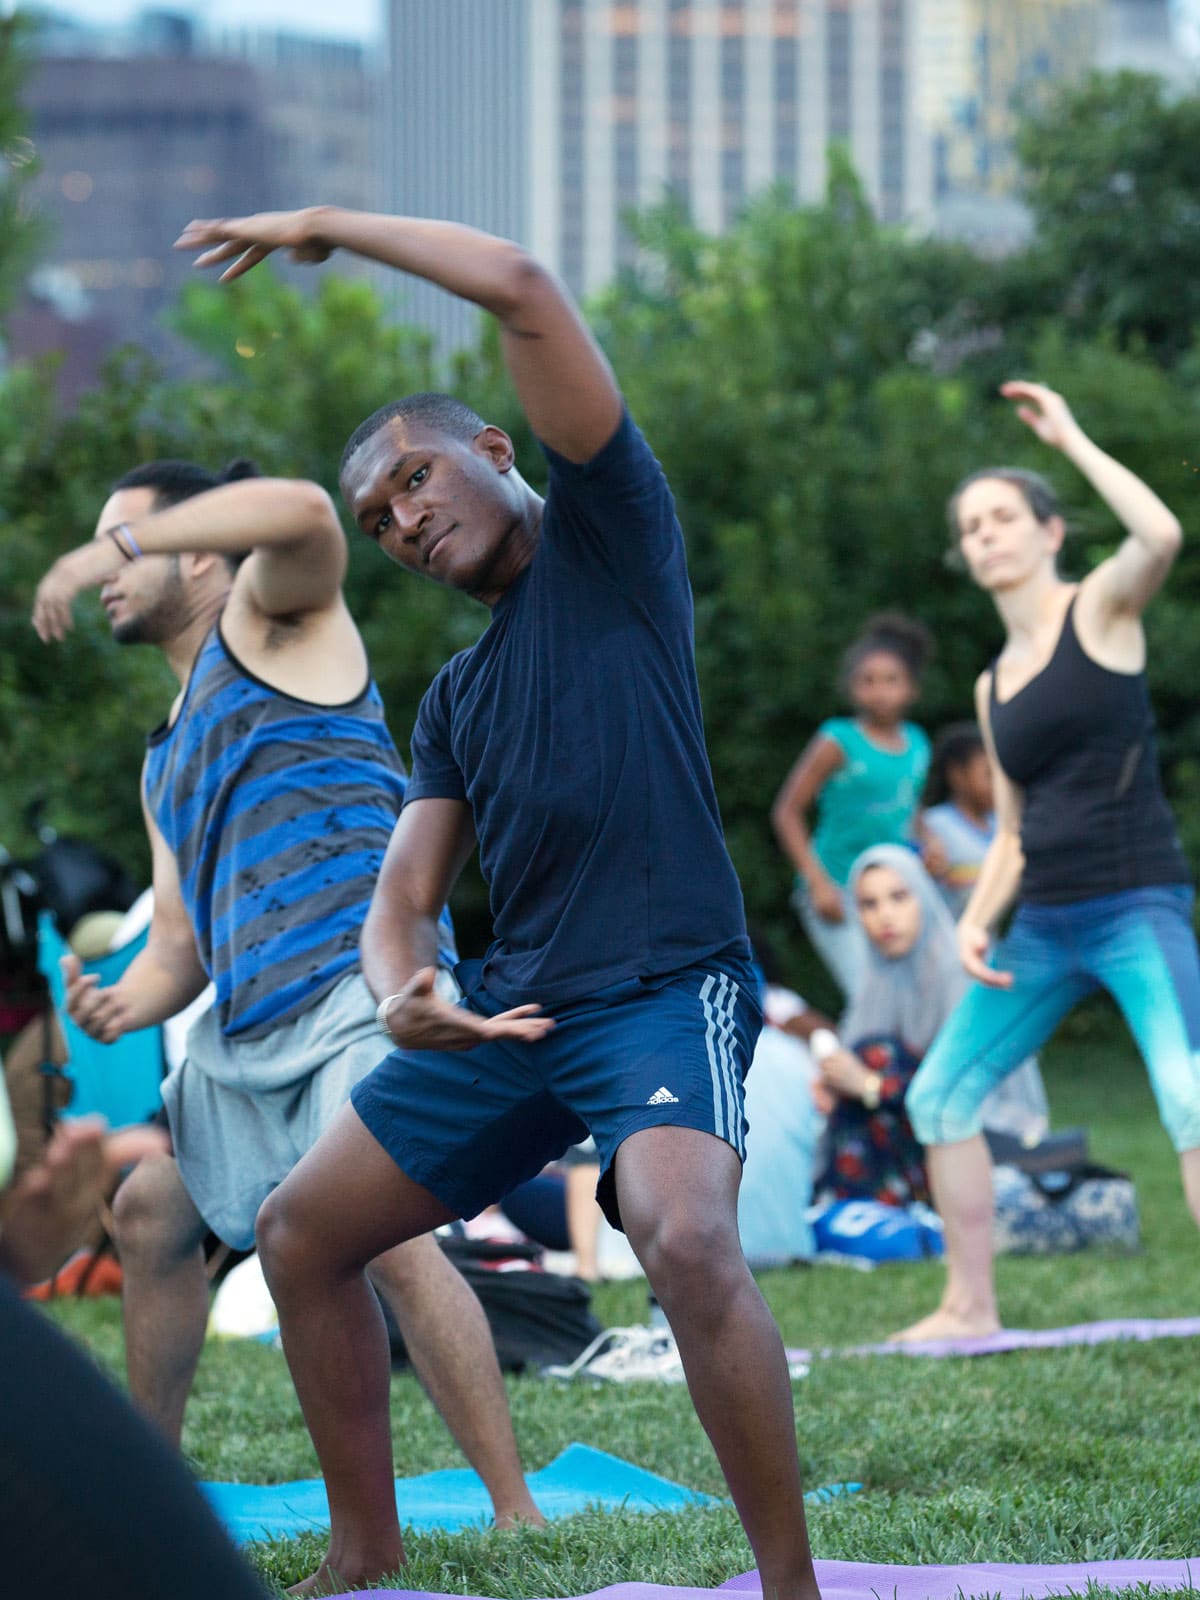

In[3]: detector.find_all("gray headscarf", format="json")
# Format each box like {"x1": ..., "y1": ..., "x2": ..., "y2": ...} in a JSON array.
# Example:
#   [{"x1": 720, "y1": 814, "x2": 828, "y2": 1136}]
[{"x1": 839, "y1": 844, "x2": 966, "y2": 1058}]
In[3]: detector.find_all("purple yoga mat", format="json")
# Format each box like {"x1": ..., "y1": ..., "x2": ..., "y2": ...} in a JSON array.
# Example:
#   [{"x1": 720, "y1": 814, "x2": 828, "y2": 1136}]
[
  {"x1": 323, "y1": 1556, "x2": 1200, "y2": 1600},
  {"x1": 786, "y1": 1315, "x2": 1200, "y2": 1365}
]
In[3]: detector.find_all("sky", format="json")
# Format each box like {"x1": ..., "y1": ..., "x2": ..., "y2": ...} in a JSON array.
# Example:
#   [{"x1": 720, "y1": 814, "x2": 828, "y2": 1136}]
[{"x1": 14, "y1": 0, "x2": 381, "y2": 41}]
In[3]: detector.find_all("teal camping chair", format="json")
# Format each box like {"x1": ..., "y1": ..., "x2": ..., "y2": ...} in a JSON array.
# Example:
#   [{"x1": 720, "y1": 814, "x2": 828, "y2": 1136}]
[{"x1": 38, "y1": 912, "x2": 165, "y2": 1127}]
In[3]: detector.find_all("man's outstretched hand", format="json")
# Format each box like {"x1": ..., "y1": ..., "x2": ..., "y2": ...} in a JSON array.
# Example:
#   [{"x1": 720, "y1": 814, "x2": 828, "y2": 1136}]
[
  {"x1": 175, "y1": 207, "x2": 336, "y2": 282},
  {"x1": 379, "y1": 967, "x2": 555, "y2": 1053},
  {"x1": 0, "y1": 1118, "x2": 168, "y2": 1288},
  {"x1": 32, "y1": 537, "x2": 128, "y2": 643}
]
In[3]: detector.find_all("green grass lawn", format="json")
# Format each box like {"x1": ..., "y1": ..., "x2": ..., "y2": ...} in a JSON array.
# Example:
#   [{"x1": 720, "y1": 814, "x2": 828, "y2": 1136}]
[{"x1": 46, "y1": 1016, "x2": 1200, "y2": 1597}]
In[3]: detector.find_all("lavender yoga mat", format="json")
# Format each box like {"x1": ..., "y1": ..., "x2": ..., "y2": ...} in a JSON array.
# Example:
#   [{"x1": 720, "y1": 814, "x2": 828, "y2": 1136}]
[
  {"x1": 786, "y1": 1315, "x2": 1200, "y2": 1365},
  {"x1": 322, "y1": 1556, "x2": 1200, "y2": 1600}
]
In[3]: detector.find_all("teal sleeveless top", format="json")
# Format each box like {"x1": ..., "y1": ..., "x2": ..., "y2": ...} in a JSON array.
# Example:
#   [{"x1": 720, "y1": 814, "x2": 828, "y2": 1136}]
[{"x1": 810, "y1": 717, "x2": 930, "y2": 885}]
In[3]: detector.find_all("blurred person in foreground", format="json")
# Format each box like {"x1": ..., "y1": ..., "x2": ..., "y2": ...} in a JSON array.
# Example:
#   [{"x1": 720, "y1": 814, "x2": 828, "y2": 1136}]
[
  {"x1": 0, "y1": 1089, "x2": 268, "y2": 1597},
  {"x1": 175, "y1": 202, "x2": 822, "y2": 1600},
  {"x1": 30, "y1": 457, "x2": 540, "y2": 1529}
]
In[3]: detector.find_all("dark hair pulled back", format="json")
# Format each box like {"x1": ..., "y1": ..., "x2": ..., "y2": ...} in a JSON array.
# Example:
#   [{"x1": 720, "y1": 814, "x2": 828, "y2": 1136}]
[
  {"x1": 839, "y1": 611, "x2": 933, "y2": 695},
  {"x1": 946, "y1": 467, "x2": 1061, "y2": 540}
]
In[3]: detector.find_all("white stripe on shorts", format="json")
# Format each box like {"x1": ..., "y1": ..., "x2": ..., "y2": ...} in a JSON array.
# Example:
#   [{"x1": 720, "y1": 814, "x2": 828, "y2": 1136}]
[
  {"x1": 700, "y1": 974, "x2": 727, "y2": 1141},
  {"x1": 699, "y1": 972, "x2": 743, "y2": 1156}
]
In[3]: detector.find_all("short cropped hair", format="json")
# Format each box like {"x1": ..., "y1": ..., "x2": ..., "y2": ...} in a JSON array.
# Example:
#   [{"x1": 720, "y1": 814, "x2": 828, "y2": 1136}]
[
  {"x1": 339, "y1": 393, "x2": 487, "y2": 480},
  {"x1": 111, "y1": 457, "x2": 260, "y2": 509},
  {"x1": 110, "y1": 458, "x2": 261, "y2": 570}
]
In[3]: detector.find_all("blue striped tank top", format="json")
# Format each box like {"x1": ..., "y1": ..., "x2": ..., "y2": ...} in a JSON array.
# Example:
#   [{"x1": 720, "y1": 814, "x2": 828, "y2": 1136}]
[{"x1": 144, "y1": 623, "x2": 455, "y2": 1038}]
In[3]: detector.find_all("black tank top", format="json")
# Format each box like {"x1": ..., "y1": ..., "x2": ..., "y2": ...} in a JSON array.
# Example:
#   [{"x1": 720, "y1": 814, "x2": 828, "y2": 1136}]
[{"x1": 989, "y1": 596, "x2": 1190, "y2": 904}]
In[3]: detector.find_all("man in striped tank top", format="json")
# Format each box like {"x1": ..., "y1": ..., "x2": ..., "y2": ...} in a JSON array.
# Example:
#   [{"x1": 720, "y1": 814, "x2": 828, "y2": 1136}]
[
  {"x1": 30, "y1": 458, "x2": 542, "y2": 1529},
  {"x1": 171, "y1": 208, "x2": 821, "y2": 1599}
]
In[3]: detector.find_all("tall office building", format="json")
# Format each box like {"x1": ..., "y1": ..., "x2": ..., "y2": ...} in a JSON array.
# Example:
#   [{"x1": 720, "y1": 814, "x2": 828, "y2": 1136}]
[
  {"x1": 383, "y1": 1, "x2": 930, "y2": 343},
  {"x1": 381, "y1": 1, "x2": 532, "y2": 345},
  {"x1": 17, "y1": 50, "x2": 269, "y2": 387},
  {"x1": 1100, "y1": 0, "x2": 1184, "y2": 73},
  {"x1": 14, "y1": 11, "x2": 381, "y2": 397},
  {"x1": 215, "y1": 29, "x2": 380, "y2": 219},
  {"x1": 911, "y1": 0, "x2": 1102, "y2": 248},
  {"x1": 913, "y1": 0, "x2": 1179, "y2": 246}
]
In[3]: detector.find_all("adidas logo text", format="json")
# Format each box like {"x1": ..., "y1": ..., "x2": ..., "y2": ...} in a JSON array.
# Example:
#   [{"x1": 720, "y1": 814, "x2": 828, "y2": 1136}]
[{"x1": 647, "y1": 1086, "x2": 680, "y2": 1105}]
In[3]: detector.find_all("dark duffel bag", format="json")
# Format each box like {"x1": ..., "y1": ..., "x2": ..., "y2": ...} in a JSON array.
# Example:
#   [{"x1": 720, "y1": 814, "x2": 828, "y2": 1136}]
[
  {"x1": 381, "y1": 1235, "x2": 604, "y2": 1373},
  {"x1": 985, "y1": 1126, "x2": 1088, "y2": 1175},
  {"x1": 992, "y1": 1161, "x2": 1140, "y2": 1256}
]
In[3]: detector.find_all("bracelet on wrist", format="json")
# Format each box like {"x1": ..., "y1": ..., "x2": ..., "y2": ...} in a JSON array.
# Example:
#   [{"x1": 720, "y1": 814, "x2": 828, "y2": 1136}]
[
  {"x1": 106, "y1": 526, "x2": 135, "y2": 562},
  {"x1": 375, "y1": 992, "x2": 406, "y2": 1036},
  {"x1": 860, "y1": 1071, "x2": 883, "y2": 1111},
  {"x1": 118, "y1": 522, "x2": 144, "y2": 559}
]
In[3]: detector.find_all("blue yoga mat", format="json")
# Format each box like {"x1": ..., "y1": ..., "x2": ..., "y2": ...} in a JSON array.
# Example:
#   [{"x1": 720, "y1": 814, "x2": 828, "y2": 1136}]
[
  {"x1": 204, "y1": 1442, "x2": 859, "y2": 1544},
  {"x1": 203, "y1": 1442, "x2": 713, "y2": 1544}
]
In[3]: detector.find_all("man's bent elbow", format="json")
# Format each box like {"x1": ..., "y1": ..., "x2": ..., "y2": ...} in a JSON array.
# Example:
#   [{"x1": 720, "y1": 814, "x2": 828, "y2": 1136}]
[
  {"x1": 284, "y1": 480, "x2": 343, "y2": 543},
  {"x1": 489, "y1": 250, "x2": 566, "y2": 322}
]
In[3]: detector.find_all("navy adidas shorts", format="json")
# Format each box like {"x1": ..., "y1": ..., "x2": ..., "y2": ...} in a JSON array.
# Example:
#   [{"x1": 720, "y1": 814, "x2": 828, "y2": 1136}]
[{"x1": 351, "y1": 958, "x2": 761, "y2": 1231}]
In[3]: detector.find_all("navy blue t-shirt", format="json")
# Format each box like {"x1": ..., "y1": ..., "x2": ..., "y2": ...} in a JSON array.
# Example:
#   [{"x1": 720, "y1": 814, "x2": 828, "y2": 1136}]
[{"x1": 403, "y1": 410, "x2": 752, "y2": 1007}]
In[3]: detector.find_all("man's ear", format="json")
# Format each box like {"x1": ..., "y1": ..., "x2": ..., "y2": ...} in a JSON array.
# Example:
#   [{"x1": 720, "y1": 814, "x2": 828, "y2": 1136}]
[
  {"x1": 475, "y1": 425, "x2": 516, "y2": 474},
  {"x1": 183, "y1": 550, "x2": 230, "y2": 582}
]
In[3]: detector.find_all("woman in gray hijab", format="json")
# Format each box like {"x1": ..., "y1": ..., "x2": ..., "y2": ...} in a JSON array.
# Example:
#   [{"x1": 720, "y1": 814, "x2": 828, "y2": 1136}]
[{"x1": 813, "y1": 845, "x2": 1046, "y2": 1204}]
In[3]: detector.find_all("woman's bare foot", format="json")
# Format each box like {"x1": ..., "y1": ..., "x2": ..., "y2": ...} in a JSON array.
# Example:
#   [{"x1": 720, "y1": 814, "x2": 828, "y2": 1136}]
[
  {"x1": 889, "y1": 1305, "x2": 1001, "y2": 1344},
  {"x1": 287, "y1": 1544, "x2": 405, "y2": 1596}
]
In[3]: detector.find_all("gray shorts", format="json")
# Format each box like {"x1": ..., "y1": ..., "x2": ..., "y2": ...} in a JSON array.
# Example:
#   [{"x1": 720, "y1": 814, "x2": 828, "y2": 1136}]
[{"x1": 161, "y1": 970, "x2": 386, "y2": 1249}]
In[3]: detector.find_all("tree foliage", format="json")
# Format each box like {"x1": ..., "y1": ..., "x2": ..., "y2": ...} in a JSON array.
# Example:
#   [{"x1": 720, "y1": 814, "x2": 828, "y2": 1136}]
[
  {"x1": 1014, "y1": 71, "x2": 1200, "y2": 367},
  {"x1": 0, "y1": 13, "x2": 41, "y2": 323}
]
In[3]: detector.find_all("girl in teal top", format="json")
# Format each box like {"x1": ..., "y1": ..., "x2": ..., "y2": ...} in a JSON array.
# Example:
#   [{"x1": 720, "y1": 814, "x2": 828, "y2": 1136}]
[{"x1": 772, "y1": 613, "x2": 933, "y2": 999}]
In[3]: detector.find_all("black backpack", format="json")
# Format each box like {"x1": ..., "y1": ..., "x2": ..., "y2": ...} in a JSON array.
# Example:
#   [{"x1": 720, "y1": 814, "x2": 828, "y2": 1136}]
[{"x1": 382, "y1": 1236, "x2": 603, "y2": 1373}]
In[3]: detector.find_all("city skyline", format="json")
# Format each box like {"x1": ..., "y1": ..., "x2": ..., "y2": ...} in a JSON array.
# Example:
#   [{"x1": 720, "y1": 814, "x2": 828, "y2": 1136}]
[
  {"x1": 11, "y1": 0, "x2": 1196, "y2": 385},
  {"x1": 17, "y1": 0, "x2": 1200, "y2": 53},
  {"x1": 12, "y1": 0, "x2": 381, "y2": 40}
]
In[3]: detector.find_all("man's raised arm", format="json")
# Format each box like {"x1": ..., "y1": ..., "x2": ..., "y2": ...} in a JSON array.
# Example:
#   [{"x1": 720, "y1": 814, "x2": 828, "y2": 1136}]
[
  {"x1": 32, "y1": 476, "x2": 345, "y2": 644},
  {"x1": 176, "y1": 208, "x2": 623, "y2": 464}
]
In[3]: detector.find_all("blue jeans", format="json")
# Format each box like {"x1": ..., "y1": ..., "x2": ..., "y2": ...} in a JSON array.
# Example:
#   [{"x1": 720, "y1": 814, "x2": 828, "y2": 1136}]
[{"x1": 908, "y1": 886, "x2": 1200, "y2": 1153}]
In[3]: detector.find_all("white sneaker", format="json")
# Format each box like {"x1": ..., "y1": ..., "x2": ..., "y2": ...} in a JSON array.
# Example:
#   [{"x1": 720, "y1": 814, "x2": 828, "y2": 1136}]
[{"x1": 545, "y1": 1325, "x2": 685, "y2": 1383}]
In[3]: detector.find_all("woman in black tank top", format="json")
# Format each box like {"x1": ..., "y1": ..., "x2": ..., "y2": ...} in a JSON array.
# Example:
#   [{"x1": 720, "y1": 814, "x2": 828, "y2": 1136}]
[{"x1": 897, "y1": 381, "x2": 1200, "y2": 1345}]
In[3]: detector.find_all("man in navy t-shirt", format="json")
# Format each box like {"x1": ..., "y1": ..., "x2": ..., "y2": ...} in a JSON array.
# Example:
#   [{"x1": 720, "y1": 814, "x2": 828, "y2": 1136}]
[{"x1": 180, "y1": 204, "x2": 820, "y2": 1600}]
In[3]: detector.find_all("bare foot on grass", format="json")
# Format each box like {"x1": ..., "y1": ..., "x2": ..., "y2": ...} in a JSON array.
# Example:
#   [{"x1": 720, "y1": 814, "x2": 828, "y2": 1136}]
[
  {"x1": 494, "y1": 1507, "x2": 547, "y2": 1530},
  {"x1": 287, "y1": 1513, "x2": 543, "y2": 1594},
  {"x1": 287, "y1": 1546, "x2": 405, "y2": 1596},
  {"x1": 889, "y1": 1306, "x2": 1001, "y2": 1344}
]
